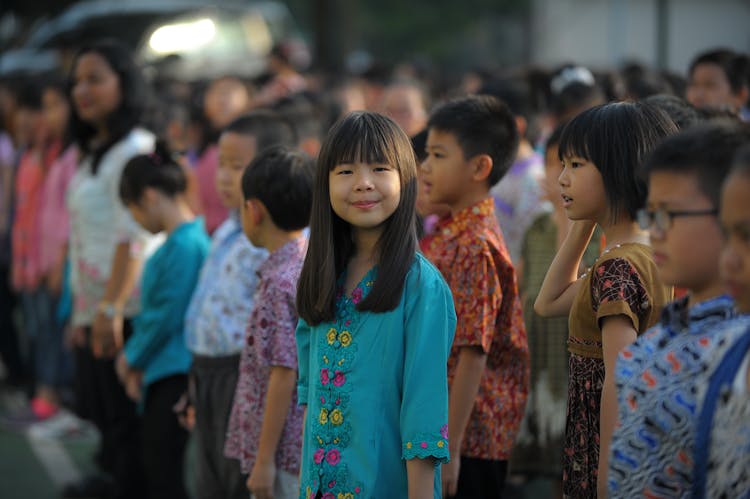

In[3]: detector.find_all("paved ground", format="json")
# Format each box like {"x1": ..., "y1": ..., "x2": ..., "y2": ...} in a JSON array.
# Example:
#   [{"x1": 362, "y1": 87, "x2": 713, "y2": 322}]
[{"x1": 0, "y1": 384, "x2": 554, "y2": 499}]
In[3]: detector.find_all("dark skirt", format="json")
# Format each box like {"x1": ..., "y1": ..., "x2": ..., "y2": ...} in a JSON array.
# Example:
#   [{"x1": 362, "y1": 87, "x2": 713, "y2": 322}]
[{"x1": 562, "y1": 353, "x2": 605, "y2": 499}]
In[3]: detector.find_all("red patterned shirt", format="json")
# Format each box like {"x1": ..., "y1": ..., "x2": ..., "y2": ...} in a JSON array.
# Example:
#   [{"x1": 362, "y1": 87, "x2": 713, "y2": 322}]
[{"x1": 421, "y1": 197, "x2": 529, "y2": 460}]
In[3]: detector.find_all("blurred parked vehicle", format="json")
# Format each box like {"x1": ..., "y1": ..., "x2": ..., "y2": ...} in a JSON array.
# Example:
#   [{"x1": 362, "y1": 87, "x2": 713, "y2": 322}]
[{"x1": 14, "y1": 0, "x2": 308, "y2": 80}]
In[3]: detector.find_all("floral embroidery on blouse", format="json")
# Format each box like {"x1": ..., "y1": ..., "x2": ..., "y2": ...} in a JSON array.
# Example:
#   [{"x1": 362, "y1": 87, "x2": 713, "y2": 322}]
[{"x1": 307, "y1": 273, "x2": 375, "y2": 497}]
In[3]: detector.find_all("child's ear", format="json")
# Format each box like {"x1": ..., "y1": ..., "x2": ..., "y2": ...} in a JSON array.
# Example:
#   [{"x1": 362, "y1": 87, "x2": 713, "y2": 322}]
[
  {"x1": 245, "y1": 198, "x2": 265, "y2": 225},
  {"x1": 142, "y1": 186, "x2": 159, "y2": 206},
  {"x1": 471, "y1": 154, "x2": 493, "y2": 183}
]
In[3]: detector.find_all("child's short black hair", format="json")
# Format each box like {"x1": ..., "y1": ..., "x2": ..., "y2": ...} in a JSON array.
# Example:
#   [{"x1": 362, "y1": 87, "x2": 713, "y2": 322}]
[
  {"x1": 641, "y1": 121, "x2": 750, "y2": 208},
  {"x1": 643, "y1": 94, "x2": 702, "y2": 130},
  {"x1": 241, "y1": 146, "x2": 314, "y2": 231},
  {"x1": 119, "y1": 141, "x2": 186, "y2": 204},
  {"x1": 427, "y1": 94, "x2": 519, "y2": 187},
  {"x1": 689, "y1": 48, "x2": 750, "y2": 95},
  {"x1": 223, "y1": 110, "x2": 297, "y2": 153},
  {"x1": 559, "y1": 101, "x2": 679, "y2": 222}
]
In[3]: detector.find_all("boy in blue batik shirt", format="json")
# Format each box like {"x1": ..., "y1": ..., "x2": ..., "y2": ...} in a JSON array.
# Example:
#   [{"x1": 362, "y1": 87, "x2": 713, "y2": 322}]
[
  {"x1": 183, "y1": 112, "x2": 296, "y2": 499},
  {"x1": 607, "y1": 123, "x2": 750, "y2": 498}
]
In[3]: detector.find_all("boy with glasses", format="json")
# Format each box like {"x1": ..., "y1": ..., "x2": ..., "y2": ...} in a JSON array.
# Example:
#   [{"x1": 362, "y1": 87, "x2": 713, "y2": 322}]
[{"x1": 607, "y1": 122, "x2": 750, "y2": 497}]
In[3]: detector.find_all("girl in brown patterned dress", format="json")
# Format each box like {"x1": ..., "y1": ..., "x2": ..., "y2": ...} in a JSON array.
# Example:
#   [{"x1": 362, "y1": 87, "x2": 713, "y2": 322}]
[{"x1": 534, "y1": 102, "x2": 677, "y2": 498}]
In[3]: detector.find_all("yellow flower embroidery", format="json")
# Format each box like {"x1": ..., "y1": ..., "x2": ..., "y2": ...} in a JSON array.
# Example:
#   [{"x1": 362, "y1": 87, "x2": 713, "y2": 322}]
[
  {"x1": 330, "y1": 409, "x2": 344, "y2": 426},
  {"x1": 319, "y1": 408, "x2": 329, "y2": 425},
  {"x1": 406, "y1": 442, "x2": 412, "y2": 449},
  {"x1": 437, "y1": 441, "x2": 445, "y2": 448},
  {"x1": 338, "y1": 330, "x2": 352, "y2": 347},
  {"x1": 327, "y1": 328, "x2": 337, "y2": 345},
  {"x1": 338, "y1": 494, "x2": 354, "y2": 499},
  {"x1": 323, "y1": 355, "x2": 329, "y2": 365},
  {"x1": 306, "y1": 487, "x2": 312, "y2": 499}
]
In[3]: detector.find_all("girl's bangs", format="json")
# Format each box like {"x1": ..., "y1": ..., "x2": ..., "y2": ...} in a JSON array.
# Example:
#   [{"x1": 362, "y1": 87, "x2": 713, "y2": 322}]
[
  {"x1": 557, "y1": 116, "x2": 593, "y2": 161},
  {"x1": 327, "y1": 114, "x2": 395, "y2": 169}
]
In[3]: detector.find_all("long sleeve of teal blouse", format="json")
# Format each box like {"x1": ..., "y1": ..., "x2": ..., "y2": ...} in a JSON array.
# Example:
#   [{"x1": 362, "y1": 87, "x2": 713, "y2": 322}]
[
  {"x1": 400, "y1": 266, "x2": 456, "y2": 462},
  {"x1": 125, "y1": 221, "x2": 209, "y2": 382}
]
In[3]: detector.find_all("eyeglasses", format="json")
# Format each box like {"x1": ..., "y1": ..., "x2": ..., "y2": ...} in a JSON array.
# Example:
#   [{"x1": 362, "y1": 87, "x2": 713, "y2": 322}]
[{"x1": 636, "y1": 207, "x2": 718, "y2": 232}]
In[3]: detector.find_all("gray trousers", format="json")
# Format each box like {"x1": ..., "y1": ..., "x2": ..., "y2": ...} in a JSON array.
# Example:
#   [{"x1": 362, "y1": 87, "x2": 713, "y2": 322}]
[{"x1": 191, "y1": 353, "x2": 247, "y2": 499}]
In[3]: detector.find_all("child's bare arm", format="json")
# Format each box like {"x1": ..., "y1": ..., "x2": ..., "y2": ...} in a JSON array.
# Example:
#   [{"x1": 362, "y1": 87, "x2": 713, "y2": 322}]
[
  {"x1": 442, "y1": 347, "x2": 487, "y2": 496},
  {"x1": 535, "y1": 220, "x2": 596, "y2": 317},
  {"x1": 598, "y1": 315, "x2": 638, "y2": 498},
  {"x1": 247, "y1": 365, "x2": 297, "y2": 498},
  {"x1": 407, "y1": 457, "x2": 435, "y2": 499}
]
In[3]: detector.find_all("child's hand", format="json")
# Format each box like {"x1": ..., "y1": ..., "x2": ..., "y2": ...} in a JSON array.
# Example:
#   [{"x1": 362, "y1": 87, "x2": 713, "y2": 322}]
[
  {"x1": 92, "y1": 307, "x2": 124, "y2": 358},
  {"x1": 441, "y1": 456, "x2": 460, "y2": 498},
  {"x1": 124, "y1": 371, "x2": 142, "y2": 402},
  {"x1": 173, "y1": 392, "x2": 195, "y2": 432},
  {"x1": 247, "y1": 460, "x2": 276, "y2": 499},
  {"x1": 115, "y1": 351, "x2": 130, "y2": 384},
  {"x1": 66, "y1": 326, "x2": 87, "y2": 349}
]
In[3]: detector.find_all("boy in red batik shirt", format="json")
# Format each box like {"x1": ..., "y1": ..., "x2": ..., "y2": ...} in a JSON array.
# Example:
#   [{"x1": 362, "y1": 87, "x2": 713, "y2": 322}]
[{"x1": 420, "y1": 95, "x2": 530, "y2": 498}]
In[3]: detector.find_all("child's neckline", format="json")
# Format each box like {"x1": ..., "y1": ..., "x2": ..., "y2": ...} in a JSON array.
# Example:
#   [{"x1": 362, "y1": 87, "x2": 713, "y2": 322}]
[
  {"x1": 339, "y1": 265, "x2": 377, "y2": 303},
  {"x1": 579, "y1": 242, "x2": 649, "y2": 279}
]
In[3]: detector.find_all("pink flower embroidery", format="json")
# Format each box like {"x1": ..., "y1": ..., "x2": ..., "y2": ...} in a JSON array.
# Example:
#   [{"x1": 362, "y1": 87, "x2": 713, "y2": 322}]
[
  {"x1": 326, "y1": 448, "x2": 341, "y2": 465},
  {"x1": 352, "y1": 287, "x2": 363, "y2": 304},
  {"x1": 345, "y1": 320, "x2": 351, "y2": 326},
  {"x1": 420, "y1": 442, "x2": 428, "y2": 449},
  {"x1": 440, "y1": 424, "x2": 449, "y2": 439},
  {"x1": 314, "y1": 449, "x2": 325, "y2": 464},
  {"x1": 333, "y1": 371, "x2": 346, "y2": 387},
  {"x1": 321, "y1": 368, "x2": 330, "y2": 385},
  {"x1": 322, "y1": 494, "x2": 335, "y2": 499},
  {"x1": 355, "y1": 487, "x2": 361, "y2": 494},
  {"x1": 328, "y1": 480, "x2": 336, "y2": 489}
]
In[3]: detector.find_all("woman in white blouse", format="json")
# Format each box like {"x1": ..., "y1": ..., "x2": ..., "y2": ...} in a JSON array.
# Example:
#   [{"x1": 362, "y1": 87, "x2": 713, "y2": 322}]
[{"x1": 63, "y1": 40, "x2": 158, "y2": 498}]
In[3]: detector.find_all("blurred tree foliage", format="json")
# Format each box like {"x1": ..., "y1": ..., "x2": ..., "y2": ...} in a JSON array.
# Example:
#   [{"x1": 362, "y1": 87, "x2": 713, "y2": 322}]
[{"x1": 285, "y1": 0, "x2": 530, "y2": 70}]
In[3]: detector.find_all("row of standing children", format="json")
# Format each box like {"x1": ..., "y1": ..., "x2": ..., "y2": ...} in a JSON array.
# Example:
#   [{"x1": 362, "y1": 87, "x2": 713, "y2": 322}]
[{"x1": 2, "y1": 36, "x2": 749, "y2": 499}]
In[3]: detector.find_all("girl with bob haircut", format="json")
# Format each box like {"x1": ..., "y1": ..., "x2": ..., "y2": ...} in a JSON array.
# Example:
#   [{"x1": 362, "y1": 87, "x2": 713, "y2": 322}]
[
  {"x1": 534, "y1": 101, "x2": 677, "y2": 498},
  {"x1": 295, "y1": 112, "x2": 456, "y2": 498}
]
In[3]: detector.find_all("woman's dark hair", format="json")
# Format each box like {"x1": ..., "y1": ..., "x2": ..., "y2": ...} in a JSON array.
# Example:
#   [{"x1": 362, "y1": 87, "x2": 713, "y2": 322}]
[
  {"x1": 68, "y1": 39, "x2": 150, "y2": 174},
  {"x1": 296, "y1": 111, "x2": 418, "y2": 325},
  {"x1": 558, "y1": 101, "x2": 679, "y2": 223},
  {"x1": 119, "y1": 141, "x2": 186, "y2": 204}
]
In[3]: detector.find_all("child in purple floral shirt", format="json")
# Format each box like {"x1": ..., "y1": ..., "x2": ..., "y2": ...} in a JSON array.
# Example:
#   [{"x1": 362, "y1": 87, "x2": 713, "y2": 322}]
[{"x1": 224, "y1": 147, "x2": 314, "y2": 499}]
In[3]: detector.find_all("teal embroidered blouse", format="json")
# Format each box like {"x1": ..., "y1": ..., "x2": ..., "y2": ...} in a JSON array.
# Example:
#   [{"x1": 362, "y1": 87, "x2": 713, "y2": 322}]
[{"x1": 296, "y1": 253, "x2": 456, "y2": 499}]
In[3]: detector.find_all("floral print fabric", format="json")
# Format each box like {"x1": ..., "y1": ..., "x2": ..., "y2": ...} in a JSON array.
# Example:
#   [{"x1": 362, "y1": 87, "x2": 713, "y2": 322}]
[
  {"x1": 224, "y1": 236, "x2": 307, "y2": 475},
  {"x1": 421, "y1": 197, "x2": 529, "y2": 460}
]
